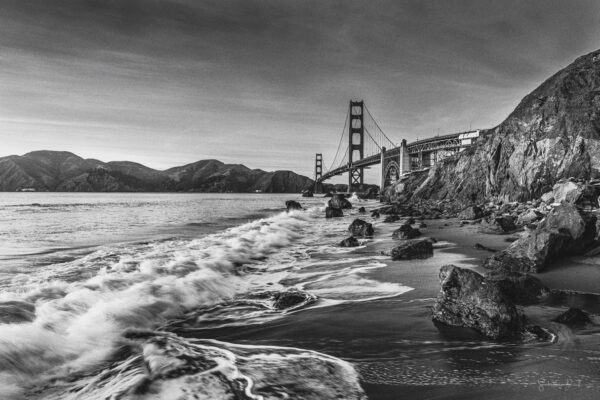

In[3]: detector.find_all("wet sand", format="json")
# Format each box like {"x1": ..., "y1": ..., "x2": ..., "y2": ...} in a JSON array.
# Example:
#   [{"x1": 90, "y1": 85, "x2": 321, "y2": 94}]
[{"x1": 180, "y1": 212, "x2": 600, "y2": 400}]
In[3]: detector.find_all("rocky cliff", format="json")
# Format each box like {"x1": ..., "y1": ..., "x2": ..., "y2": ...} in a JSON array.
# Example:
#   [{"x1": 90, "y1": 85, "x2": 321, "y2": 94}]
[
  {"x1": 384, "y1": 49, "x2": 600, "y2": 203},
  {"x1": 0, "y1": 151, "x2": 314, "y2": 193}
]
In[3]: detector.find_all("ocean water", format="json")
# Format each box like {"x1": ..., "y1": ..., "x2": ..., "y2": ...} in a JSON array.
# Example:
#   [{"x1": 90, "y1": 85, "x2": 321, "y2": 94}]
[
  {"x1": 2, "y1": 193, "x2": 600, "y2": 399},
  {"x1": 0, "y1": 193, "x2": 407, "y2": 399}
]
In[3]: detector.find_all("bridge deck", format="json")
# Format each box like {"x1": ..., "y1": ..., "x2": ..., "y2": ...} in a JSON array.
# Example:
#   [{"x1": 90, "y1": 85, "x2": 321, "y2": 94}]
[{"x1": 318, "y1": 129, "x2": 480, "y2": 182}]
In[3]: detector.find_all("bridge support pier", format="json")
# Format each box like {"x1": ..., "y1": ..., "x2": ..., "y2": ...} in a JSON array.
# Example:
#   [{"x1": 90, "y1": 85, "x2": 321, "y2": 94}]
[
  {"x1": 314, "y1": 153, "x2": 323, "y2": 193},
  {"x1": 380, "y1": 146, "x2": 386, "y2": 194},
  {"x1": 399, "y1": 139, "x2": 409, "y2": 175},
  {"x1": 348, "y1": 100, "x2": 364, "y2": 193}
]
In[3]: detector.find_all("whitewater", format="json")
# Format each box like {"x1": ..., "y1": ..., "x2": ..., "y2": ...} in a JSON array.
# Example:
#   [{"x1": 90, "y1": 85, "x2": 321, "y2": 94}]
[{"x1": 0, "y1": 193, "x2": 409, "y2": 399}]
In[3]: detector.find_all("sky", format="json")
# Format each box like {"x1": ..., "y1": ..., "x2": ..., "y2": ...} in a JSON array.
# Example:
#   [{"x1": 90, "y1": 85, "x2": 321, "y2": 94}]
[{"x1": 1, "y1": 0, "x2": 600, "y2": 183}]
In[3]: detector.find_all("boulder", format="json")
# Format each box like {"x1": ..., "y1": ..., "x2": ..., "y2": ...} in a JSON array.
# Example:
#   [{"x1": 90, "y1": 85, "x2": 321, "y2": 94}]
[
  {"x1": 328, "y1": 194, "x2": 352, "y2": 209},
  {"x1": 479, "y1": 215, "x2": 518, "y2": 234},
  {"x1": 285, "y1": 200, "x2": 302, "y2": 211},
  {"x1": 371, "y1": 210, "x2": 380, "y2": 218},
  {"x1": 302, "y1": 190, "x2": 314, "y2": 198},
  {"x1": 473, "y1": 243, "x2": 495, "y2": 252},
  {"x1": 553, "y1": 307, "x2": 592, "y2": 326},
  {"x1": 348, "y1": 219, "x2": 374, "y2": 238},
  {"x1": 339, "y1": 236, "x2": 359, "y2": 247},
  {"x1": 358, "y1": 206, "x2": 366, "y2": 213},
  {"x1": 484, "y1": 203, "x2": 598, "y2": 273},
  {"x1": 389, "y1": 239, "x2": 433, "y2": 260},
  {"x1": 516, "y1": 209, "x2": 543, "y2": 225},
  {"x1": 540, "y1": 191, "x2": 554, "y2": 204},
  {"x1": 485, "y1": 271, "x2": 550, "y2": 305},
  {"x1": 552, "y1": 181, "x2": 583, "y2": 204},
  {"x1": 431, "y1": 265, "x2": 525, "y2": 339},
  {"x1": 325, "y1": 207, "x2": 343, "y2": 218},
  {"x1": 458, "y1": 205, "x2": 483, "y2": 220},
  {"x1": 392, "y1": 224, "x2": 421, "y2": 240}
]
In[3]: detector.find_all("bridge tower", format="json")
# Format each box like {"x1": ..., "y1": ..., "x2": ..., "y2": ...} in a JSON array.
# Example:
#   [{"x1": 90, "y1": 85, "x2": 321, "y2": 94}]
[
  {"x1": 348, "y1": 100, "x2": 364, "y2": 193},
  {"x1": 314, "y1": 153, "x2": 323, "y2": 193}
]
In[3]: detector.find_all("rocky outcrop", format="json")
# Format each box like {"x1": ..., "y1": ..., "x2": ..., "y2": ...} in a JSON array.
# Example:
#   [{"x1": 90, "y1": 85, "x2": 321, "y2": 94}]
[
  {"x1": 348, "y1": 219, "x2": 374, "y2": 238},
  {"x1": 382, "y1": 49, "x2": 600, "y2": 205},
  {"x1": 432, "y1": 265, "x2": 525, "y2": 339},
  {"x1": 302, "y1": 190, "x2": 314, "y2": 197},
  {"x1": 285, "y1": 200, "x2": 302, "y2": 211},
  {"x1": 388, "y1": 239, "x2": 433, "y2": 260},
  {"x1": 484, "y1": 203, "x2": 598, "y2": 273}
]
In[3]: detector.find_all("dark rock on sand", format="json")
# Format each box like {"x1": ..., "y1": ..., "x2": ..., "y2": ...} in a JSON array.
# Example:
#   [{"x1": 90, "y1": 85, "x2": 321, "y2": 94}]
[
  {"x1": 340, "y1": 236, "x2": 360, "y2": 247},
  {"x1": 459, "y1": 205, "x2": 483, "y2": 220},
  {"x1": 328, "y1": 194, "x2": 352, "y2": 209},
  {"x1": 302, "y1": 190, "x2": 314, "y2": 198},
  {"x1": 479, "y1": 215, "x2": 518, "y2": 234},
  {"x1": 285, "y1": 200, "x2": 302, "y2": 211},
  {"x1": 371, "y1": 210, "x2": 380, "y2": 218},
  {"x1": 325, "y1": 207, "x2": 344, "y2": 218},
  {"x1": 358, "y1": 206, "x2": 366, "y2": 213},
  {"x1": 389, "y1": 239, "x2": 433, "y2": 260},
  {"x1": 392, "y1": 224, "x2": 421, "y2": 240},
  {"x1": 524, "y1": 325, "x2": 555, "y2": 342},
  {"x1": 484, "y1": 203, "x2": 598, "y2": 273},
  {"x1": 553, "y1": 307, "x2": 592, "y2": 326},
  {"x1": 431, "y1": 265, "x2": 525, "y2": 340},
  {"x1": 348, "y1": 219, "x2": 374, "y2": 238}
]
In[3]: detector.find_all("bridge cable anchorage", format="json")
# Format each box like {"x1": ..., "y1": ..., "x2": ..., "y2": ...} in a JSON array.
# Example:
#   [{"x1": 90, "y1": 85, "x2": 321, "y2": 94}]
[{"x1": 325, "y1": 106, "x2": 350, "y2": 173}]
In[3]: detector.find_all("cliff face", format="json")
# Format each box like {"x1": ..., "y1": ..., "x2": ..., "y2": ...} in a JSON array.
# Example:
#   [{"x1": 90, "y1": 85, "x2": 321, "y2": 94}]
[
  {"x1": 0, "y1": 152, "x2": 314, "y2": 193},
  {"x1": 385, "y1": 49, "x2": 600, "y2": 203}
]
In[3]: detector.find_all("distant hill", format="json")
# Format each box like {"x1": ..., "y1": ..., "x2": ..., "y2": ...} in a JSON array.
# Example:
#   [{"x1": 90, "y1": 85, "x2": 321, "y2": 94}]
[{"x1": 0, "y1": 151, "x2": 314, "y2": 193}]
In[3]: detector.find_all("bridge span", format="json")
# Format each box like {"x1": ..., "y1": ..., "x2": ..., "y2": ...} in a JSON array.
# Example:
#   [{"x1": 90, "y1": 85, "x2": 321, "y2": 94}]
[{"x1": 315, "y1": 100, "x2": 480, "y2": 193}]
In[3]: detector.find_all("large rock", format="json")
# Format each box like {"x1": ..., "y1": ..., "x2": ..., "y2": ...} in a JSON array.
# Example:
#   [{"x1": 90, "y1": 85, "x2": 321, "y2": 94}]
[
  {"x1": 431, "y1": 265, "x2": 525, "y2": 339},
  {"x1": 348, "y1": 219, "x2": 374, "y2": 238},
  {"x1": 389, "y1": 239, "x2": 433, "y2": 260},
  {"x1": 553, "y1": 307, "x2": 592, "y2": 326},
  {"x1": 285, "y1": 200, "x2": 302, "y2": 211},
  {"x1": 458, "y1": 205, "x2": 483, "y2": 220},
  {"x1": 484, "y1": 203, "x2": 598, "y2": 272},
  {"x1": 302, "y1": 190, "x2": 314, "y2": 198},
  {"x1": 391, "y1": 224, "x2": 421, "y2": 240},
  {"x1": 552, "y1": 181, "x2": 583, "y2": 204},
  {"x1": 479, "y1": 215, "x2": 518, "y2": 234},
  {"x1": 328, "y1": 194, "x2": 352, "y2": 209},
  {"x1": 381, "y1": 49, "x2": 600, "y2": 205},
  {"x1": 325, "y1": 207, "x2": 343, "y2": 218}
]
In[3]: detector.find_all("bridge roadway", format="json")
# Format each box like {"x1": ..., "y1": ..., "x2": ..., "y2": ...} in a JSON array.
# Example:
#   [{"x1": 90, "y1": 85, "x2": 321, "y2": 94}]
[{"x1": 318, "y1": 130, "x2": 478, "y2": 183}]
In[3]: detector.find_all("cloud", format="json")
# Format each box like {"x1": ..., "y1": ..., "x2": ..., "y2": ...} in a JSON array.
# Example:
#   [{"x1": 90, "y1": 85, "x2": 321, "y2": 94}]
[{"x1": 1, "y1": 0, "x2": 599, "y2": 179}]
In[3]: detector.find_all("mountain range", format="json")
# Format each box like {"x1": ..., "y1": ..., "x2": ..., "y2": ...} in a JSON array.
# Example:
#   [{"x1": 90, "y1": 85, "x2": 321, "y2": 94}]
[{"x1": 0, "y1": 151, "x2": 315, "y2": 193}]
